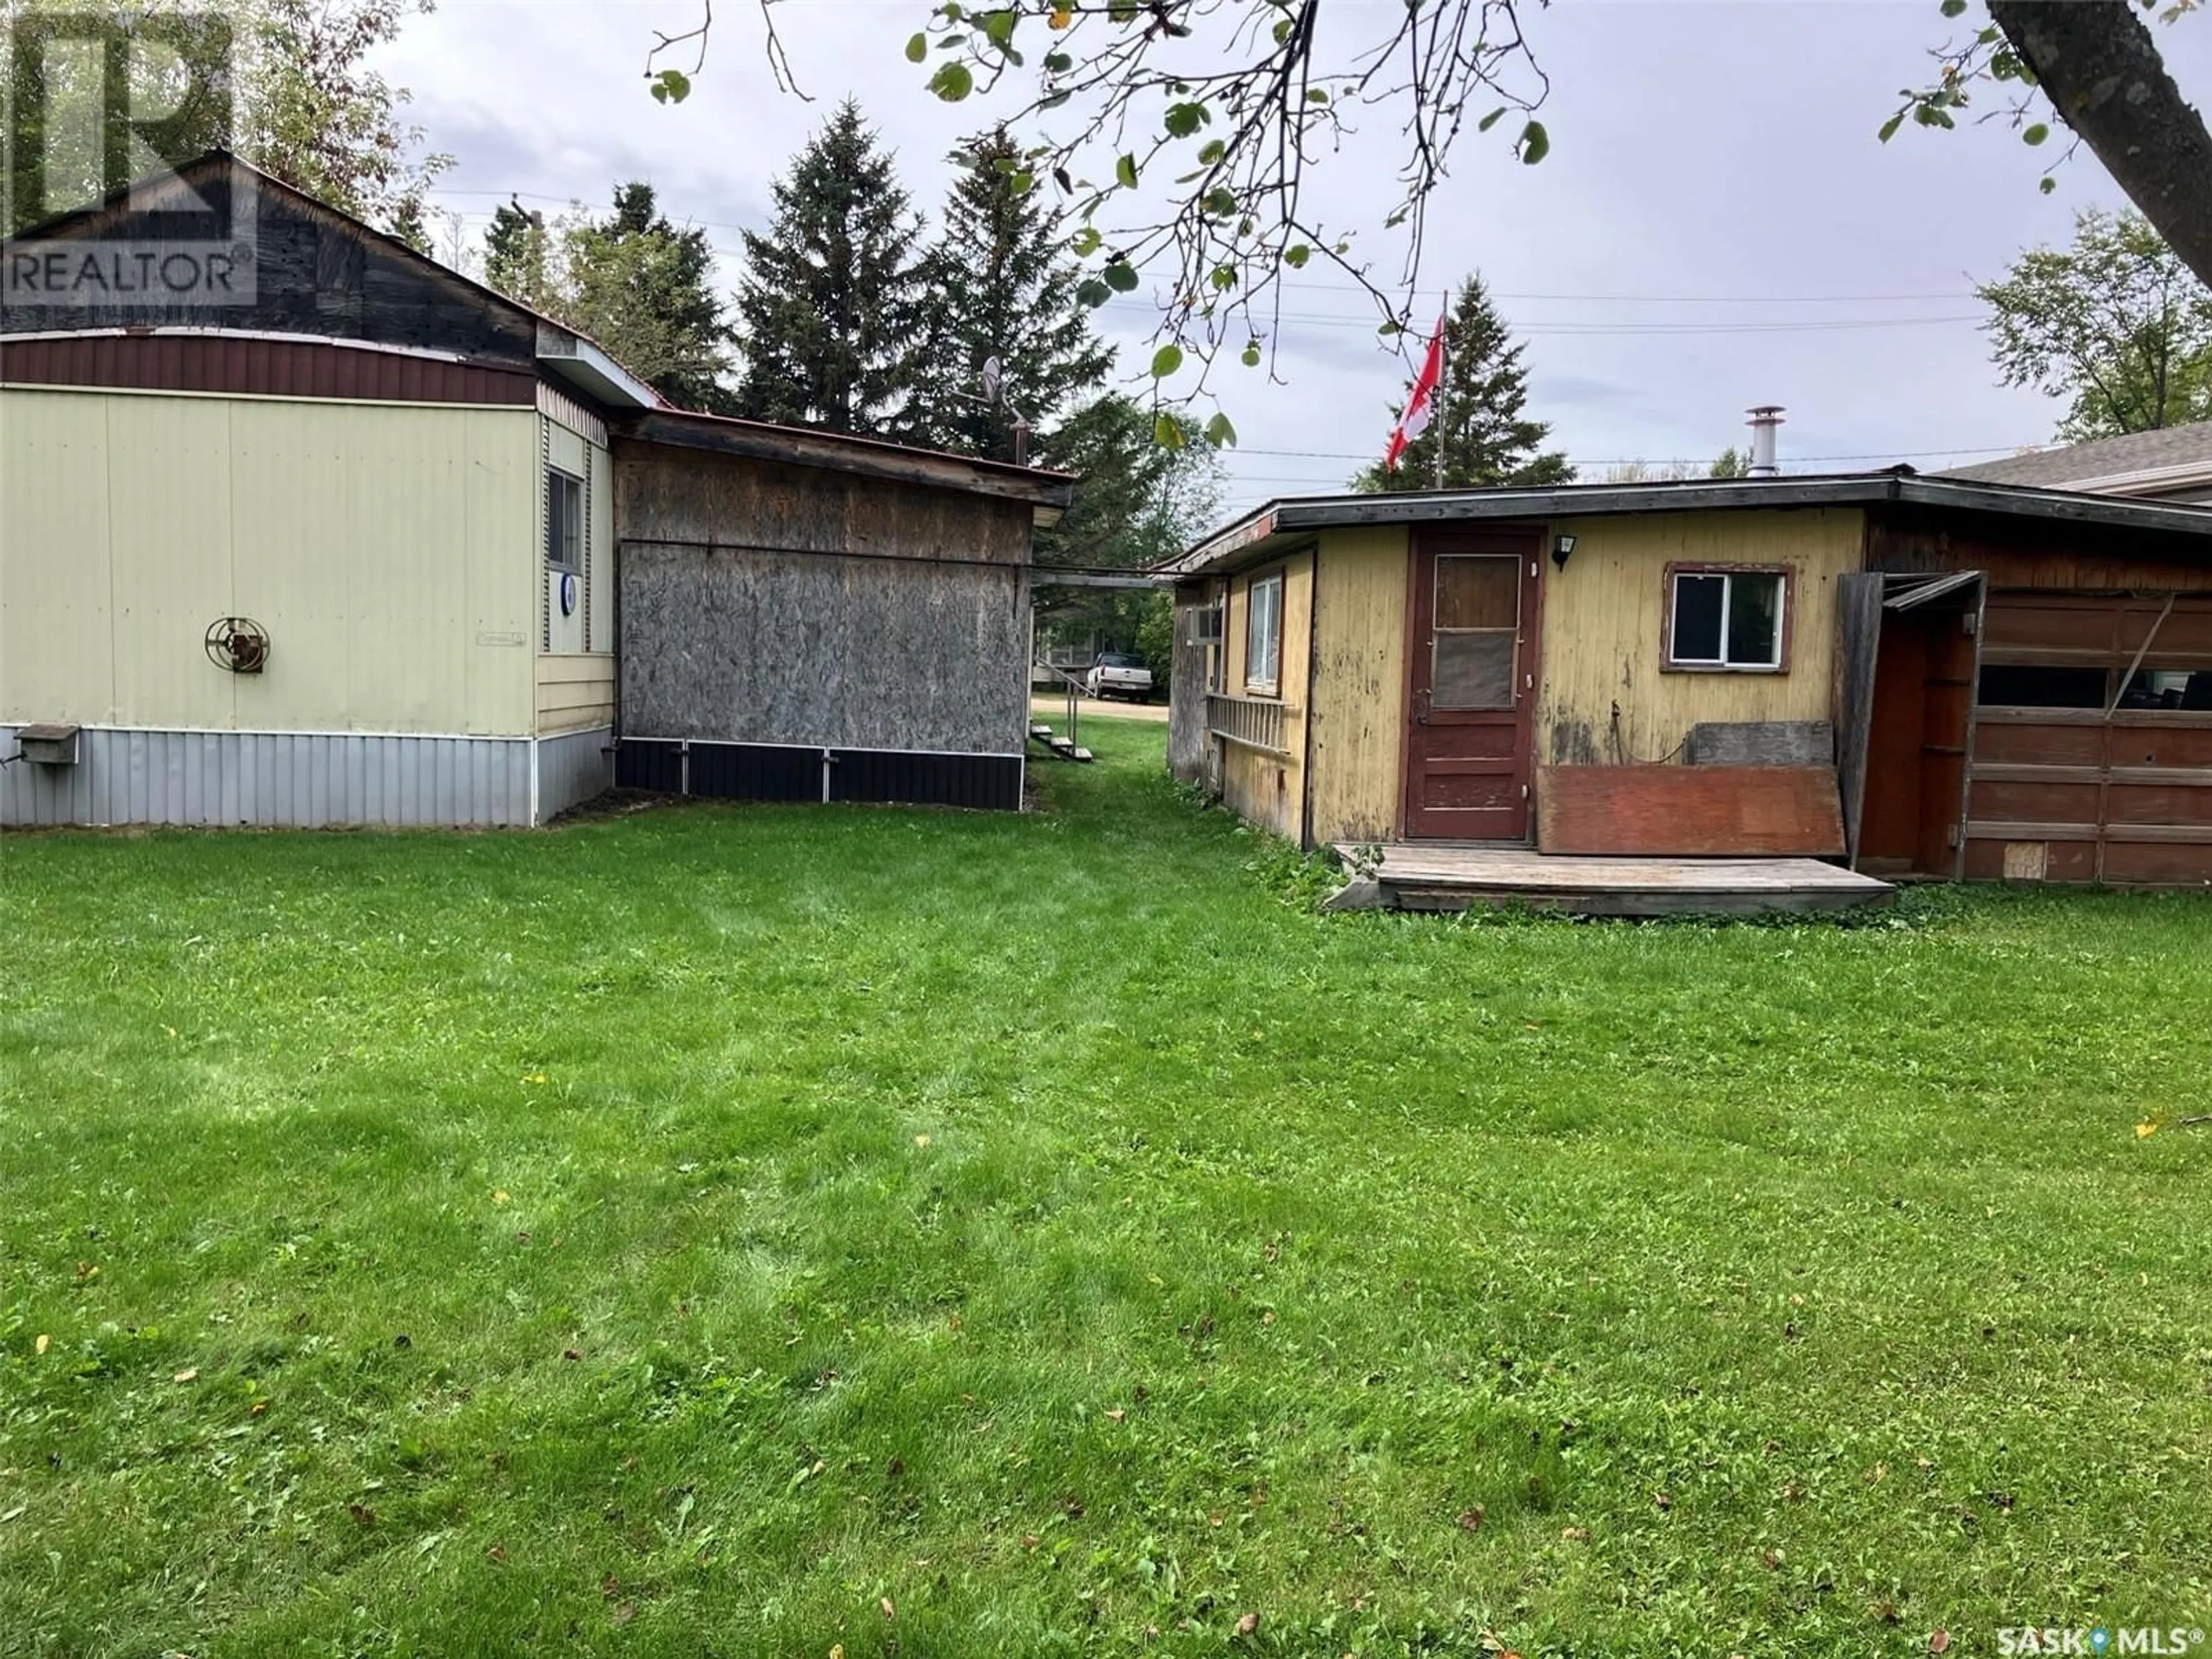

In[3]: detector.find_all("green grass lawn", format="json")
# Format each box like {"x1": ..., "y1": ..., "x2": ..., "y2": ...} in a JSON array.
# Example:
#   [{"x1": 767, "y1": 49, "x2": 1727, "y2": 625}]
[{"x1": 5, "y1": 718, "x2": 2211, "y2": 1658}]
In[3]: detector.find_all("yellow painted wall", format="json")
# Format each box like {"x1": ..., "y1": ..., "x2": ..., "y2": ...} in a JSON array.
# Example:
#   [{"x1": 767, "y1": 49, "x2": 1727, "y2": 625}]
[
  {"x1": 537, "y1": 654, "x2": 617, "y2": 734},
  {"x1": 1306, "y1": 525, "x2": 1410, "y2": 844},
  {"x1": 1536, "y1": 508, "x2": 1863, "y2": 766},
  {"x1": 1219, "y1": 550, "x2": 1312, "y2": 842},
  {"x1": 0, "y1": 388, "x2": 540, "y2": 735}
]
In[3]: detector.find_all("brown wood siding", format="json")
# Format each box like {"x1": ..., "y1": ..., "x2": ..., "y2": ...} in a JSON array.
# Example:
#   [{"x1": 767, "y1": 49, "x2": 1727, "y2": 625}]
[
  {"x1": 1866, "y1": 504, "x2": 2212, "y2": 591},
  {"x1": 1536, "y1": 764, "x2": 1845, "y2": 857},
  {"x1": 1961, "y1": 592, "x2": 2212, "y2": 887},
  {"x1": 1, "y1": 334, "x2": 536, "y2": 405}
]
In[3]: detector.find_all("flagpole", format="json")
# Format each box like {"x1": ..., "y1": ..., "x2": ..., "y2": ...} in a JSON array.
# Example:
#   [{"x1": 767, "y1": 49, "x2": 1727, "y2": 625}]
[{"x1": 1432, "y1": 290, "x2": 1449, "y2": 491}]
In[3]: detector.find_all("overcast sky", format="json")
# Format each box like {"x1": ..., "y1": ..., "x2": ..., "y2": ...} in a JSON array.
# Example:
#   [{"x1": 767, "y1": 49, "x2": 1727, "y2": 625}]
[{"x1": 381, "y1": 1, "x2": 2212, "y2": 519}]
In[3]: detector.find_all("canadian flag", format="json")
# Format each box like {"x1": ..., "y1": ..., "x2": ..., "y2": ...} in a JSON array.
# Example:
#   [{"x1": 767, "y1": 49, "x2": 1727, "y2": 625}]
[{"x1": 1383, "y1": 308, "x2": 1447, "y2": 472}]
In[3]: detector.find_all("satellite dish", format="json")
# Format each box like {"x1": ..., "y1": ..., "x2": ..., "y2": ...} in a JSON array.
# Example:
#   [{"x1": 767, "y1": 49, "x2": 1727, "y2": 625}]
[{"x1": 979, "y1": 354, "x2": 1003, "y2": 404}]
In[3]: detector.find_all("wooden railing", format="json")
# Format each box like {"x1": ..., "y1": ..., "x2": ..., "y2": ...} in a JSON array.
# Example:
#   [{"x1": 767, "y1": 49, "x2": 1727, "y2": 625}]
[{"x1": 1206, "y1": 692, "x2": 1292, "y2": 756}]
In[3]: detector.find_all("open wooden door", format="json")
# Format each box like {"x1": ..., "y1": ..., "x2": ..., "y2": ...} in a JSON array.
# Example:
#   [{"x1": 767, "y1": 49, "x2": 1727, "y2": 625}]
[{"x1": 1403, "y1": 527, "x2": 1544, "y2": 840}]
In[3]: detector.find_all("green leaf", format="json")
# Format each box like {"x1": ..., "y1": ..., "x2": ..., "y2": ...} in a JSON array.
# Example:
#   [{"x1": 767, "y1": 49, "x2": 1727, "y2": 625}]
[
  {"x1": 941, "y1": 1, "x2": 963, "y2": 17},
  {"x1": 2022, "y1": 122, "x2": 2050, "y2": 145},
  {"x1": 1519, "y1": 120, "x2": 1550, "y2": 165},
  {"x1": 1164, "y1": 101, "x2": 1207, "y2": 138},
  {"x1": 649, "y1": 68, "x2": 691, "y2": 105},
  {"x1": 1305, "y1": 88, "x2": 1329, "y2": 104},
  {"x1": 1283, "y1": 243, "x2": 1310, "y2": 268},
  {"x1": 1076, "y1": 278, "x2": 1112, "y2": 309},
  {"x1": 1070, "y1": 225, "x2": 1102, "y2": 256},
  {"x1": 1103, "y1": 259, "x2": 1140, "y2": 293},
  {"x1": 1377, "y1": 320, "x2": 1402, "y2": 337},
  {"x1": 1153, "y1": 412, "x2": 1187, "y2": 449},
  {"x1": 1209, "y1": 264, "x2": 1237, "y2": 291},
  {"x1": 1196, "y1": 139, "x2": 1226, "y2": 165},
  {"x1": 1115, "y1": 153, "x2": 1139, "y2": 189},
  {"x1": 1044, "y1": 51, "x2": 1072, "y2": 72},
  {"x1": 904, "y1": 31, "x2": 928, "y2": 62},
  {"x1": 1240, "y1": 342, "x2": 1262, "y2": 368},
  {"x1": 1477, "y1": 106, "x2": 1508, "y2": 133},
  {"x1": 980, "y1": 7, "x2": 1016, "y2": 48},
  {"x1": 1204, "y1": 412, "x2": 1237, "y2": 449},
  {"x1": 1150, "y1": 343, "x2": 1184, "y2": 378},
  {"x1": 1877, "y1": 112, "x2": 1904, "y2": 143},
  {"x1": 1938, "y1": 0, "x2": 1967, "y2": 14},
  {"x1": 929, "y1": 61, "x2": 975, "y2": 101},
  {"x1": 2039, "y1": 175, "x2": 2058, "y2": 194},
  {"x1": 1203, "y1": 186, "x2": 1237, "y2": 218}
]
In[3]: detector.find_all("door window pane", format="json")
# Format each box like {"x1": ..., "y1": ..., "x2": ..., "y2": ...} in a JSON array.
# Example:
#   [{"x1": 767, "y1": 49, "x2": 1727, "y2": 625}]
[
  {"x1": 1433, "y1": 631, "x2": 1516, "y2": 709},
  {"x1": 1435, "y1": 555, "x2": 1520, "y2": 630}
]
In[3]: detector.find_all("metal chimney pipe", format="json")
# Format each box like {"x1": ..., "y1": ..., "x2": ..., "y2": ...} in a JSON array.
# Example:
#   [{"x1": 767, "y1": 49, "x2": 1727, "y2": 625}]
[{"x1": 1747, "y1": 406, "x2": 1785, "y2": 476}]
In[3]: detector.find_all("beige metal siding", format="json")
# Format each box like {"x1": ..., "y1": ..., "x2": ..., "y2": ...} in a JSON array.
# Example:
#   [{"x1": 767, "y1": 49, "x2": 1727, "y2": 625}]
[
  {"x1": 1306, "y1": 525, "x2": 1411, "y2": 844},
  {"x1": 537, "y1": 654, "x2": 618, "y2": 734},
  {"x1": 1, "y1": 392, "x2": 115, "y2": 725},
  {"x1": 0, "y1": 388, "x2": 540, "y2": 736},
  {"x1": 1536, "y1": 508, "x2": 1864, "y2": 766}
]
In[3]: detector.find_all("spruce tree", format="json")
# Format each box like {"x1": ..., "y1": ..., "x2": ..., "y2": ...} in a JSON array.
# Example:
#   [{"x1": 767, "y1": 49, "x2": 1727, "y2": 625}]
[
  {"x1": 735, "y1": 101, "x2": 927, "y2": 436},
  {"x1": 913, "y1": 127, "x2": 1113, "y2": 459},
  {"x1": 1354, "y1": 274, "x2": 1573, "y2": 492}
]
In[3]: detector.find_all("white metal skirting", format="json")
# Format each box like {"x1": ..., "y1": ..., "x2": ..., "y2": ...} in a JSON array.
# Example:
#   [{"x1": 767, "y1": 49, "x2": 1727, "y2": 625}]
[
  {"x1": 1, "y1": 726, "x2": 548, "y2": 829},
  {"x1": 534, "y1": 725, "x2": 614, "y2": 823}
]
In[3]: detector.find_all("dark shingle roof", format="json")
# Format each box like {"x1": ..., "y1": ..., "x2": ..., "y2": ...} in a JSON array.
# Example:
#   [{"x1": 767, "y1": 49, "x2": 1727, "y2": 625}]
[{"x1": 1942, "y1": 422, "x2": 2212, "y2": 495}]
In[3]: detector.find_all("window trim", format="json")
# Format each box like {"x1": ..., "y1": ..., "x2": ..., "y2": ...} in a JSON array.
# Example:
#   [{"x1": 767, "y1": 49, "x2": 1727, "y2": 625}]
[
  {"x1": 545, "y1": 466, "x2": 584, "y2": 574},
  {"x1": 1661, "y1": 561, "x2": 1793, "y2": 674},
  {"x1": 1243, "y1": 567, "x2": 1285, "y2": 698}
]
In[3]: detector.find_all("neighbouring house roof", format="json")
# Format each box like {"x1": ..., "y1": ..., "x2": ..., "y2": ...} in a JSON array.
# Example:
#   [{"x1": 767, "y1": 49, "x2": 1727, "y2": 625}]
[
  {"x1": 1940, "y1": 422, "x2": 2212, "y2": 500},
  {"x1": 1164, "y1": 467, "x2": 2212, "y2": 580}
]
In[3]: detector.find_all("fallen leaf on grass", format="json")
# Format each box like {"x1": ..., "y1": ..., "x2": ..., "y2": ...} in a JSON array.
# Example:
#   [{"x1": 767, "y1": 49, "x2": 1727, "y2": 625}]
[
  {"x1": 486, "y1": 1543, "x2": 507, "y2": 1563},
  {"x1": 347, "y1": 1503, "x2": 377, "y2": 1527},
  {"x1": 1456, "y1": 1508, "x2": 1484, "y2": 1532},
  {"x1": 491, "y1": 1189, "x2": 511, "y2": 1205},
  {"x1": 1560, "y1": 1527, "x2": 1590, "y2": 1543},
  {"x1": 2137, "y1": 1119, "x2": 2160, "y2": 1138},
  {"x1": 879, "y1": 1597, "x2": 895, "y2": 1619},
  {"x1": 34, "y1": 1334, "x2": 48, "y2": 1356},
  {"x1": 1234, "y1": 1611, "x2": 1259, "y2": 1637},
  {"x1": 562, "y1": 1349, "x2": 582, "y2": 1362},
  {"x1": 1652, "y1": 1491, "x2": 1673, "y2": 1512},
  {"x1": 173, "y1": 1368, "x2": 199, "y2": 1384},
  {"x1": 1105, "y1": 1408, "x2": 1125, "y2": 1423},
  {"x1": 249, "y1": 1402, "x2": 267, "y2": 1417},
  {"x1": 1929, "y1": 1631, "x2": 1951, "y2": 1654}
]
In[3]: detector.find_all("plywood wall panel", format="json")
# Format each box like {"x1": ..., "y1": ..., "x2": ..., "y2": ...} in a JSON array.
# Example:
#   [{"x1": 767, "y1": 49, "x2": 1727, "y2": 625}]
[{"x1": 1306, "y1": 526, "x2": 1409, "y2": 844}]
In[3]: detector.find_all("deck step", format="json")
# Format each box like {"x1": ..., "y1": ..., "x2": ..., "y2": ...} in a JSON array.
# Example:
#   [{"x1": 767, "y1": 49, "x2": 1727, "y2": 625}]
[{"x1": 1029, "y1": 724, "x2": 1054, "y2": 740}]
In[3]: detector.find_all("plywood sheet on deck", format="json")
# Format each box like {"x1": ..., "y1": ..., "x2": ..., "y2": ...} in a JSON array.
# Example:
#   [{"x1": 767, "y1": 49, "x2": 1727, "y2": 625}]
[
  {"x1": 1537, "y1": 764, "x2": 1845, "y2": 857},
  {"x1": 1342, "y1": 843, "x2": 1892, "y2": 916}
]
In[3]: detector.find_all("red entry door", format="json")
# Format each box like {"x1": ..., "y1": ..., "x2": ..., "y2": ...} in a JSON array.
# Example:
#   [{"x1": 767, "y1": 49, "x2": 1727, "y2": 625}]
[{"x1": 1403, "y1": 528, "x2": 1543, "y2": 840}]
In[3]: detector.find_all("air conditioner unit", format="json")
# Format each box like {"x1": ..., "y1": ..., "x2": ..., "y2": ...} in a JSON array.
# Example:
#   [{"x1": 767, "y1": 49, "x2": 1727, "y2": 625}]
[
  {"x1": 15, "y1": 723, "x2": 79, "y2": 766},
  {"x1": 1190, "y1": 605, "x2": 1224, "y2": 645}
]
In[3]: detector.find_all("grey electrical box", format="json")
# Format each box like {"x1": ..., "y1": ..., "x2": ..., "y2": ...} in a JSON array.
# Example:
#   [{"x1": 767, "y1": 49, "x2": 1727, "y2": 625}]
[{"x1": 16, "y1": 723, "x2": 80, "y2": 766}]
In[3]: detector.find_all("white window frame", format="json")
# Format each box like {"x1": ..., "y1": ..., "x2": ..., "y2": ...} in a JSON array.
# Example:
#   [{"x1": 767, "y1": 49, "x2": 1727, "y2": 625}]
[
  {"x1": 546, "y1": 467, "x2": 583, "y2": 574},
  {"x1": 1666, "y1": 566, "x2": 1787, "y2": 671},
  {"x1": 1244, "y1": 570, "x2": 1283, "y2": 696}
]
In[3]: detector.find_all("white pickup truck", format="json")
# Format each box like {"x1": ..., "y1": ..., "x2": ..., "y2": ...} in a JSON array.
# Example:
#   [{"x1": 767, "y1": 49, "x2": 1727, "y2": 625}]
[{"x1": 1085, "y1": 652, "x2": 1155, "y2": 702}]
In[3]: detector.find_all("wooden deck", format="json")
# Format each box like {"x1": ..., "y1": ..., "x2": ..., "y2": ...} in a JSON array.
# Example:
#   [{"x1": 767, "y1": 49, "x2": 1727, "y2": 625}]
[{"x1": 1331, "y1": 843, "x2": 1895, "y2": 916}]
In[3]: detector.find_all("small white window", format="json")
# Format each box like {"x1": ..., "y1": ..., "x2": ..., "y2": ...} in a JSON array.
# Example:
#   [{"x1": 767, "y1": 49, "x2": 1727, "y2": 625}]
[
  {"x1": 1669, "y1": 568, "x2": 1785, "y2": 669},
  {"x1": 1244, "y1": 571, "x2": 1283, "y2": 695},
  {"x1": 546, "y1": 469, "x2": 582, "y2": 572}
]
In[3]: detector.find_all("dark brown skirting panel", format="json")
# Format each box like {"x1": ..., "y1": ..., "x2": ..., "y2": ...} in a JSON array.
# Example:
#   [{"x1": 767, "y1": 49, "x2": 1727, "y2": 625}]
[
  {"x1": 1536, "y1": 764, "x2": 1847, "y2": 857},
  {"x1": 615, "y1": 740, "x2": 1021, "y2": 812},
  {"x1": 1, "y1": 333, "x2": 536, "y2": 405}
]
